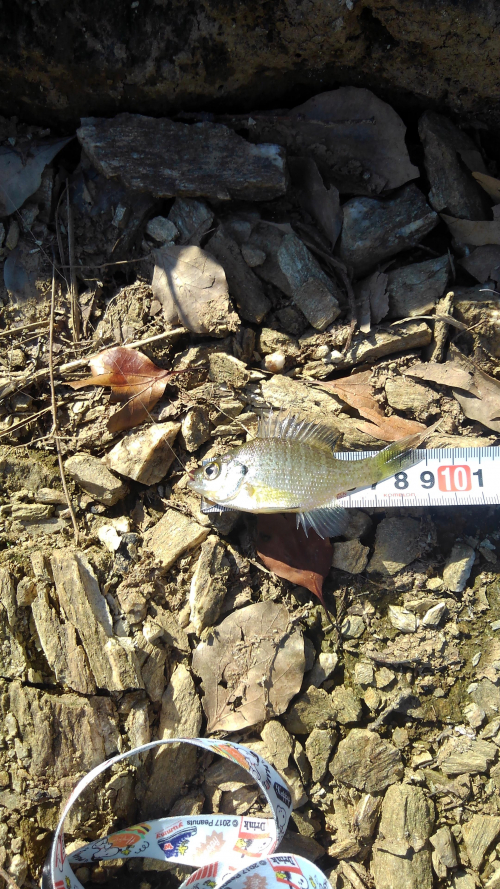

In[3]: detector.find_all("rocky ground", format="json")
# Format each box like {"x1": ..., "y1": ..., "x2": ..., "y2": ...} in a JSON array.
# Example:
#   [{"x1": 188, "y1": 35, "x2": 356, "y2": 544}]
[{"x1": 1, "y1": 88, "x2": 500, "y2": 889}]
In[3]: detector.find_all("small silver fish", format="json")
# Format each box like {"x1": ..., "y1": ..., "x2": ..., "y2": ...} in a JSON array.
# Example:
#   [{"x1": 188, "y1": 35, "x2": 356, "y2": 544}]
[{"x1": 188, "y1": 412, "x2": 436, "y2": 538}]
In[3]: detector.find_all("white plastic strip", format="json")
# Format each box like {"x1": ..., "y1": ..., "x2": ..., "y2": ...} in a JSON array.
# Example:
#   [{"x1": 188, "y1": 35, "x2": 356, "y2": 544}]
[
  {"x1": 336, "y1": 446, "x2": 500, "y2": 508},
  {"x1": 47, "y1": 738, "x2": 330, "y2": 889}
]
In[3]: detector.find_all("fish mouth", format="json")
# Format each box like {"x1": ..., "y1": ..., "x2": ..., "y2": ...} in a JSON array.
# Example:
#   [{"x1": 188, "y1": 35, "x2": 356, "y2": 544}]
[{"x1": 187, "y1": 471, "x2": 195, "y2": 481}]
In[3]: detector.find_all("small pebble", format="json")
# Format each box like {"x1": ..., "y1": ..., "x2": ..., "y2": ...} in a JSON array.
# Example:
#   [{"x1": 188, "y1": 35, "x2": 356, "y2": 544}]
[
  {"x1": 422, "y1": 601, "x2": 446, "y2": 627},
  {"x1": 264, "y1": 351, "x2": 286, "y2": 373},
  {"x1": 388, "y1": 604, "x2": 417, "y2": 633},
  {"x1": 472, "y1": 652, "x2": 481, "y2": 667},
  {"x1": 464, "y1": 702, "x2": 485, "y2": 728}
]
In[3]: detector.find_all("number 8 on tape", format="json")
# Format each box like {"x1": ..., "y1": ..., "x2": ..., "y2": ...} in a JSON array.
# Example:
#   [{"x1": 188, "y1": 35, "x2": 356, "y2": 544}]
[{"x1": 45, "y1": 739, "x2": 331, "y2": 889}]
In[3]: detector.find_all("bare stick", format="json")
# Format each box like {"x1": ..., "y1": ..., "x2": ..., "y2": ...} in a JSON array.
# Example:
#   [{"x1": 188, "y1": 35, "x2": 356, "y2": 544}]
[
  {"x1": 0, "y1": 320, "x2": 50, "y2": 339},
  {"x1": 0, "y1": 866, "x2": 22, "y2": 889},
  {"x1": 49, "y1": 262, "x2": 80, "y2": 544},
  {"x1": 426, "y1": 290, "x2": 455, "y2": 363},
  {"x1": 58, "y1": 327, "x2": 187, "y2": 374},
  {"x1": 67, "y1": 182, "x2": 80, "y2": 343}
]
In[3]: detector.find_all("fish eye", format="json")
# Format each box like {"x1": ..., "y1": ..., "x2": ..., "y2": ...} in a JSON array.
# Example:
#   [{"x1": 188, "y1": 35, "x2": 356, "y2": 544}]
[{"x1": 203, "y1": 461, "x2": 221, "y2": 480}]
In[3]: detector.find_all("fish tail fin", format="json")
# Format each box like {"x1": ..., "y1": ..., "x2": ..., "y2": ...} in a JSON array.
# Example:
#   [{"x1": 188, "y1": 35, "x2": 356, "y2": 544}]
[{"x1": 372, "y1": 420, "x2": 441, "y2": 482}]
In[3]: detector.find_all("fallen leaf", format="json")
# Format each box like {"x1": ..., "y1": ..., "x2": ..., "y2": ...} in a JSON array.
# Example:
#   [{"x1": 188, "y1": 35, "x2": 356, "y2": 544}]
[
  {"x1": 321, "y1": 370, "x2": 425, "y2": 442},
  {"x1": 152, "y1": 244, "x2": 239, "y2": 337},
  {"x1": 472, "y1": 171, "x2": 500, "y2": 203},
  {"x1": 441, "y1": 214, "x2": 500, "y2": 247},
  {"x1": 405, "y1": 358, "x2": 500, "y2": 433},
  {"x1": 453, "y1": 367, "x2": 500, "y2": 432},
  {"x1": 460, "y1": 245, "x2": 500, "y2": 285},
  {"x1": 192, "y1": 600, "x2": 305, "y2": 732},
  {"x1": 288, "y1": 156, "x2": 343, "y2": 247},
  {"x1": 69, "y1": 346, "x2": 179, "y2": 433},
  {"x1": 404, "y1": 361, "x2": 474, "y2": 390},
  {"x1": 255, "y1": 514, "x2": 333, "y2": 611},
  {"x1": 0, "y1": 137, "x2": 71, "y2": 216}
]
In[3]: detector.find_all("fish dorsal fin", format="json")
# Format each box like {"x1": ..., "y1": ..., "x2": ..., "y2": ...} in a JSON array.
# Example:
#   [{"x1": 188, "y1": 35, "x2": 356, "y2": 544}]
[{"x1": 257, "y1": 410, "x2": 342, "y2": 453}]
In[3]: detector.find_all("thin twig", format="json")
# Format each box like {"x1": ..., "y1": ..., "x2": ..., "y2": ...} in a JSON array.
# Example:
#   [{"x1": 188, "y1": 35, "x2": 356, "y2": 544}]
[
  {"x1": 0, "y1": 320, "x2": 50, "y2": 339},
  {"x1": 0, "y1": 866, "x2": 22, "y2": 889},
  {"x1": 0, "y1": 327, "x2": 187, "y2": 394},
  {"x1": 67, "y1": 181, "x2": 80, "y2": 343},
  {"x1": 49, "y1": 261, "x2": 79, "y2": 544},
  {"x1": 55, "y1": 183, "x2": 68, "y2": 280},
  {"x1": 58, "y1": 327, "x2": 187, "y2": 374},
  {"x1": 58, "y1": 257, "x2": 151, "y2": 270}
]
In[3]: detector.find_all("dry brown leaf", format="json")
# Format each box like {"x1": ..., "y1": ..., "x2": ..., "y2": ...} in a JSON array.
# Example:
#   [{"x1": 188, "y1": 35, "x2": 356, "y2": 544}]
[
  {"x1": 69, "y1": 346, "x2": 179, "y2": 433},
  {"x1": 255, "y1": 513, "x2": 333, "y2": 611},
  {"x1": 321, "y1": 370, "x2": 425, "y2": 442},
  {"x1": 453, "y1": 367, "x2": 500, "y2": 432},
  {"x1": 192, "y1": 601, "x2": 305, "y2": 732},
  {"x1": 405, "y1": 359, "x2": 500, "y2": 433},
  {"x1": 441, "y1": 214, "x2": 500, "y2": 247},
  {"x1": 404, "y1": 361, "x2": 474, "y2": 390},
  {"x1": 287, "y1": 88, "x2": 419, "y2": 194},
  {"x1": 472, "y1": 171, "x2": 500, "y2": 203},
  {"x1": 152, "y1": 244, "x2": 239, "y2": 336},
  {"x1": 460, "y1": 245, "x2": 500, "y2": 285}
]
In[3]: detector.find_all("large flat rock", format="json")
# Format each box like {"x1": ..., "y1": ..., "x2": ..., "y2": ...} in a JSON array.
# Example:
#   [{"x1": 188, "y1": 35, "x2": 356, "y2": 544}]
[
  {"x1": 4, "y1": 3, "x2": 500, "y2": 131},
  {"x1": 77, "y1": 114, "x2": 287, "y2": 202}
]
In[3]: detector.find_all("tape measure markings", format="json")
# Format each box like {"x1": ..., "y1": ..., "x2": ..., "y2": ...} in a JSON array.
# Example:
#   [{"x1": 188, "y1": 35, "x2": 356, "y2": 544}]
[{"x1": 336, "y1": 446, "x2": 500, "y2": 508}]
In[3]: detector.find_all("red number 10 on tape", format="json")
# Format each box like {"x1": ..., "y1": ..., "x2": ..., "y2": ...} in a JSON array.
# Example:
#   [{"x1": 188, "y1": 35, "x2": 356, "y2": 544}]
[{"x1": 437, "y1": 465, "x2": 472, "y2": 492}]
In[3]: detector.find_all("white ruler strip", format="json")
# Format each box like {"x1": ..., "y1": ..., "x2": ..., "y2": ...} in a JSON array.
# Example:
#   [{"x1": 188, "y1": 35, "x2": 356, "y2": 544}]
[{"x1": 336, "y1": 446, "x2": 500, "y2": 508}]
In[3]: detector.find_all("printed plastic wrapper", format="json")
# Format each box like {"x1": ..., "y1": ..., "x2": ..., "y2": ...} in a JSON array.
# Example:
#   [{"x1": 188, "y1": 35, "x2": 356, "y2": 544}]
[{"x1": 45, "y1": 738, "x2": 331, "y2": 889}]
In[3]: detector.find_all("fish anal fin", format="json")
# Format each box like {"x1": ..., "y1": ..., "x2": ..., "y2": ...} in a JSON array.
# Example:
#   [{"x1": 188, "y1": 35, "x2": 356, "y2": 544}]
[
  {"x1": 258, "y1": 410, "x2": 342, "y2": 453},
  {"x1": 297, "y1": 504, "x2": 350, "y2": 540}
]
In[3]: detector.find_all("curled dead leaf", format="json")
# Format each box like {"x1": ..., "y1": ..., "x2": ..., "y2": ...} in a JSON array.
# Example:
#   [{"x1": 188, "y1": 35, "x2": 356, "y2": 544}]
[
  {"x1": 321, "y1": 371, "x2": 425, "y2": 442},
  {"x1": 256, "y1": 514, "x2": 333, "y2": 612},
  {"x1": 69, "y1": 346, "x2": 180, "y2": 433},
  {"x1": 192, "y1": 600, "x2": 305, "y2": 732}
]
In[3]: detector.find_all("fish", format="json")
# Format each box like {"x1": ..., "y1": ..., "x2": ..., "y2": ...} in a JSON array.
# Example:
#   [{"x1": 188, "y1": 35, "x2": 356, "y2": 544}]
[{"x1": 187, "y1": 411, "x2": 438, "y2": 539}]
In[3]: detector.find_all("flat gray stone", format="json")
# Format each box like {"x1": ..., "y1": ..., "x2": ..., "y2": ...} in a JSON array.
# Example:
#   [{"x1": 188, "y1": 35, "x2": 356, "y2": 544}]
[
  {"x1": 372, "y1": 784, "x2": 434, "y2": 889},
  {"x1": 189, "y1": 536, "x2": 228, "y2": 633},
  {"x1": 419, "y1": 111, "x2": 488, "y2": 220},
  {"x1": 330, "y1": 728, "x2": 403, "y2": 792},
  {"x1": 437, "y1": 736, "x2": 497, "y2": 775},
  {"x1": 332, "y1": 538, "x2": 369, "y2": 574},
  {"x1": 78, "y1": 114, "x2": 287, "y2": 202},
  {"x1": 141, "y1": 664, "x2": 202, "y2": 818},
  {"x1": 104, "y1": 422, "x2": 180, "y2": 485},
  {"x1": 168, "y1": 198, "x2": 214, "y2": 245},
  {"x1": 146, "y1": 216, "x2": 179, "y2": 243},
  {"x1": 462, "y1": 814, "x2": 500, "y2": 870},
  {"x1": 285, "y1": 686, "x2": 337, "y2": 734},
  {"x1": 305, "y1": 727, "x2": 337, "y2": 782},
  {"x1": 367, "y1": 517, "x2": 423, "y2": 576},
  {"x1": 248, "y1": 224, "x2": 341, "y2": 330},
  {"x1": 181, "y1": 407, "x2": 211, "y2": 453},
  {"x1": 144, "y1": 510, "x2": 209, "y2": 571},
  {"x1": 387, "y1": 255, "x2": 449, "y2": 318},
  {"x1": 207, "y1": 227, "x2": 271, "y2": 323},
  {"x1": 443, "y1": 542, "x2": 475, "y2": 592},
  {"x1": 65, "y1": 453, "x2": 128, "y2": 505},
  {"x1": 336, "y1": 183, "x2": 438, "y2": 277},
  {"x1": 471, "y1": 679, "x2": 500, "y2": 719},
  {"x1": 330, "y1": 685, "x2": 363, "y2": 724}
]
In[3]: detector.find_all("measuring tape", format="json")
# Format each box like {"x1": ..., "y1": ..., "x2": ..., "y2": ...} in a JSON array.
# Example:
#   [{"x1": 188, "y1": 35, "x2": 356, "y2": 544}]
[
  {"x1": 44, "y1": 738, "x2": 331, "y2": 889},
  {"x1": 336, "y1": 446, "x2": 500, "y2": 509}
]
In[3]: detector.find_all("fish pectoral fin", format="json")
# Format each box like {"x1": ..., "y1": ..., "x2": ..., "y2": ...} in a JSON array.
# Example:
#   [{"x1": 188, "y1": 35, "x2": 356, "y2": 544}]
[{"x1": 297, "y1": 505, "x2": 350, "y2": 540}]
